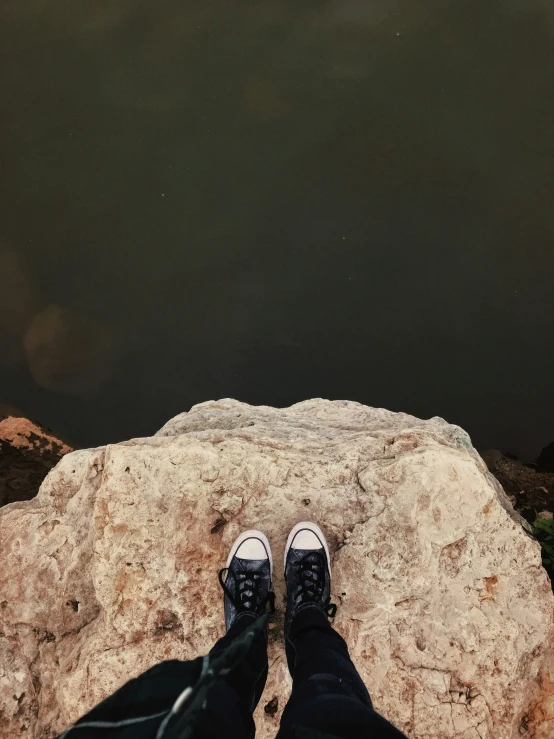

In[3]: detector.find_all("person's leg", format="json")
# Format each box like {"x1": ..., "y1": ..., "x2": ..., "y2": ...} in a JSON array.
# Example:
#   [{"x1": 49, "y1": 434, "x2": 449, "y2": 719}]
[
  {"x1": 193, "y1": 530, "x2": 274, "y2": 739},
  {"x1": 277, "y1": 523, "x2": 407, "y2": 739},
  {"x1": 56, "y1": 532, "x2": 274, "y2": 739},
  {"x1": 208, "y1": 611, "x2": 269, "y2": 720}
]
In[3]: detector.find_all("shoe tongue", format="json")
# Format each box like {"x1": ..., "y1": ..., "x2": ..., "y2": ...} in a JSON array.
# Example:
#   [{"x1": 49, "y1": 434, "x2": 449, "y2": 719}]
[
  {"x1": 295, "y1": 549, "x2": 326, "y2": 604},
  {"x1": 233, "y1": 557, "x2": 268, "y2": 611}
]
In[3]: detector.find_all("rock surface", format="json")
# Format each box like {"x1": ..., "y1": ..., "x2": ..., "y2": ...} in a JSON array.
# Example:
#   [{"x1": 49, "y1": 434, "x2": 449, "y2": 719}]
[
  {"x1": 0, "y1": 417, "x2": 72, "y2": 507},
  {"x1": 1, "y1": 399, "x2": 553, "y2": 739},
  {"x1": 480, "y1": 449, "x2": 554, "y2": 587}
]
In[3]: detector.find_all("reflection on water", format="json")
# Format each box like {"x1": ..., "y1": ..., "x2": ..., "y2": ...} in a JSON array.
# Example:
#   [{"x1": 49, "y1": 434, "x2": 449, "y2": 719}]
[
  {"x1": 1, "y1": 0, "x2": 553, "y2": 456},
  {"x1": 23, "y1": 305, "x2": 116, "y2": 395}
]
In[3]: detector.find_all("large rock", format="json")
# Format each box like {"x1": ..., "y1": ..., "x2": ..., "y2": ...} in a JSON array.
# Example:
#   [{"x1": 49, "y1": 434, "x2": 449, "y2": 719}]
[
  {"x1": 480, "y1": 449, "x2": 554, "y2": 586},
  {"x1": 1, "y1": 399, "x2": 553, "y2": 739}
]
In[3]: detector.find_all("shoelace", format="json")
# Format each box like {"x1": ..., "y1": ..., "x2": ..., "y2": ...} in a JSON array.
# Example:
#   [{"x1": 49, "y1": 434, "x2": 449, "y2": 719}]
[
  {"x1": 294, "y1": 550, "x2": 337, "y2": 618},
  {"x1": 218, "y1": 567, "x2": 275, "y2": 615}
]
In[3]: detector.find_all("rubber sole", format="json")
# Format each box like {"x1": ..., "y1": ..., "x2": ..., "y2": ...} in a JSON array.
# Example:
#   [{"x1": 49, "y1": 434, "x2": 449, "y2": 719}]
[
  {"x1": 225, "y1": 529, "x2": 273, "y2": 576},
  {"x1": 283, "y1": 521, "x2": 332, "y2": 580}
]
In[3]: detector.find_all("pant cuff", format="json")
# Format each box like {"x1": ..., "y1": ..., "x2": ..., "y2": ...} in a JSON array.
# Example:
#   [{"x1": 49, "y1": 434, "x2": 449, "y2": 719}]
[{"x1": 290, "y1": 603, "x2": 330, "y2": 636}]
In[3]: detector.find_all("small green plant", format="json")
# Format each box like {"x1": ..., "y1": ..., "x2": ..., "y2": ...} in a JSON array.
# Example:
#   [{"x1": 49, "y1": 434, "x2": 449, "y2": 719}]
[{"x1": 533, "y1": 513, "x2": 554, "y2": 568}]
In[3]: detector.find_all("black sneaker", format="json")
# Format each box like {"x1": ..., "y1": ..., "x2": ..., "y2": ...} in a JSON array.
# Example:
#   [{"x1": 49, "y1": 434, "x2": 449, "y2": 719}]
[
  {"x1": 284, "y1": 522, "x2": 336, "y2": 638},
  {"x1": 218, "y1": 530, "x2": 274, "y2": 631}
]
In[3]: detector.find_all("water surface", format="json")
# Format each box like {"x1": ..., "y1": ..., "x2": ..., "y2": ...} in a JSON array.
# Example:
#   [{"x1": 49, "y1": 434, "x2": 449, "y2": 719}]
[{"x1": 1, "y1": 0, "x2": 553, "y2": 458}]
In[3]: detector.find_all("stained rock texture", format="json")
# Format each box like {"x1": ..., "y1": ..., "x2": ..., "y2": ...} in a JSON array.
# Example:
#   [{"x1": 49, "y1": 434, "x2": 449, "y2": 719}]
[
  {"x1": 0, "y1": 417, "x2": 72, "y2": 507},
  {"x1": 1, "y1": 399, "x2": 553, "y2": 739}
]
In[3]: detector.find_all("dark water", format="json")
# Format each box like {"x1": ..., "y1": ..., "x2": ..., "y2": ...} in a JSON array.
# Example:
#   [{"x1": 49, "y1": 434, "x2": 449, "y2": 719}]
[{"x1": 1, "y1": 0, "x2": 554, "y2": 458}]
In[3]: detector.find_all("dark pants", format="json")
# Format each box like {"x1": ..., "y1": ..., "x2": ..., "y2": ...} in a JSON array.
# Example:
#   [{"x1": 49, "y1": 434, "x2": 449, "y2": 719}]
[{"x1": 204, "y1": 605, "x2": 407, "y2": 739}]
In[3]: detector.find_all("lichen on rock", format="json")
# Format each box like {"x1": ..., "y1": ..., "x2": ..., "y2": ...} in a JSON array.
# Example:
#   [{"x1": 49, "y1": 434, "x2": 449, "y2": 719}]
[{"x1": 1, "y1": 399, "x2": 553, "y2": 738}]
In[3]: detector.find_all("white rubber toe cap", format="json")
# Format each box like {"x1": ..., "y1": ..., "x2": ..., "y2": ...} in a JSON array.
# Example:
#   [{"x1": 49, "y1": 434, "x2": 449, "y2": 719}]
[
  {"x1": 236, "y1": 537, "x2": 268, "y2": 560},
  {"x1": 226, "y1": 530, "x2": 273, "y2": 573},
  {"x1": 291, "y1": 529, "x2": 321, "y2": 549},
  {"x1": 284, "y1": 521, "x2": 331, "y2": 578}
]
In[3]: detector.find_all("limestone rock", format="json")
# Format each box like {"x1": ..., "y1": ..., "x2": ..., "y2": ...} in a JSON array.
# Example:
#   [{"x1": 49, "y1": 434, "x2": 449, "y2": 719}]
[
  {"x1": 1, "y1": 399, "x2": 553, "y2": 739},
  {"x1": 480, "y1": 449, "x2": 554, "y2": 583}
]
